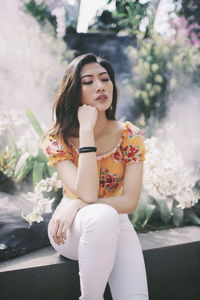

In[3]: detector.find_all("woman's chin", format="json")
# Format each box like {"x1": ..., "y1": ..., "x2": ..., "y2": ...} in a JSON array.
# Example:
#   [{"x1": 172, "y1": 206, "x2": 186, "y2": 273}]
[
  {"x1": 96, "y1": 107, "x2": 110, "y2": 113},
  {"x1": 95, "y1": 103, "x2": 111, "y2": 111}
]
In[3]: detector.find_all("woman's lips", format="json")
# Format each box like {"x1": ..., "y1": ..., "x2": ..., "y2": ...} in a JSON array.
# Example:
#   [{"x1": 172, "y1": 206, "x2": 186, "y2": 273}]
[{"x1": 95, "y1": 94, "x2": 108, "y2": 102}]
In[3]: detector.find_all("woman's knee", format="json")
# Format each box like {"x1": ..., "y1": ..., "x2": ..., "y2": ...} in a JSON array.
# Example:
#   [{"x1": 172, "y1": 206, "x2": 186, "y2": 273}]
[{"x1": 80, "y1": 203, "x2": 120, "y2": 233}]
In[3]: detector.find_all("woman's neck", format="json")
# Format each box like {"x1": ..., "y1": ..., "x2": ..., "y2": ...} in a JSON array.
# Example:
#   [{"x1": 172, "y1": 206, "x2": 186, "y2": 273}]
[{"x1": 93, "y1": 112, "x2": 111, "y2": 139}]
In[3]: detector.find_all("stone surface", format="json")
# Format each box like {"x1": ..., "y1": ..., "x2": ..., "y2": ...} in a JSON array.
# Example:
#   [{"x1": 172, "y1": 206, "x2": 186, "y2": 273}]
[
  {"x1": 1, "y1": 226, "x2": 200, "y2": 300},
  {"x1": 1, "y1": 225, "x2": 200, "y2": 272},
  {"x1": 139, "y1": 225, "x2": 200, "y2": 250}
]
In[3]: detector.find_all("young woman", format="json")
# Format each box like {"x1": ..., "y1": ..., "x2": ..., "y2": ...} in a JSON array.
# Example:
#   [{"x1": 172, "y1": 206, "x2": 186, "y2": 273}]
[{"x1": 43, "y1": 53, "x2": 149, "y2": 300}]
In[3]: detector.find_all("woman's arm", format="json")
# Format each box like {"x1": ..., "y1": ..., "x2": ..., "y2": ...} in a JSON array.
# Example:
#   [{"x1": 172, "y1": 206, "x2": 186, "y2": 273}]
[
  {"x1": 55, "y1": 105, "x2": 99, "y2": 204},
  {"x1": 96, "y1": 162, "x2": 144, "y2": 214},
  {"x1": 75, "y1": 127, "x2": 99, "y2": 202}
]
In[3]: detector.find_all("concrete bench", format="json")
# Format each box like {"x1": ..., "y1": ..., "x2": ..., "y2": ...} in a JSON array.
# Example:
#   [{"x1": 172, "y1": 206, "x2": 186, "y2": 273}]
[{"x1": 1, "y1": 226, "x2": 200, "y2": 300}]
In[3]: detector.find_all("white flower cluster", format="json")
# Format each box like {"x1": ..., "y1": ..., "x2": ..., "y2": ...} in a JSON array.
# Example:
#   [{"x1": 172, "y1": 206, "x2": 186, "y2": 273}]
[
  {"x1": 0, "y1": 109, "x2": 27, "y2": 136},
  {"x1": 16, "y1": 129, "x2": 40, "y2": 156},
  {"x1": 51, "y1": 6, "x2": 66, "y2": 39},
  {"x1": 143, "y1": 137, "x2": 199, "y2": 209},
  {"x1": 22, "y1": 172, "x2": 63, "y2": 225}
]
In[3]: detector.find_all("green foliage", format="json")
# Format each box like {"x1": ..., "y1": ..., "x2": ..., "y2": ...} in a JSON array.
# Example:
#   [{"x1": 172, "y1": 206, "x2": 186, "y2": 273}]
[
  {"x1": 89, "y1": 0, "x2": 150, "y2": 34},
  {"x1": 126, "y1": 33, "x2": 168, "y2": 122},
  {"x1": 172, "y1": 202, "x2": 184, "y2": 227},
  {"x1": 184, "y1": 208, "x2": 200, "y2": 225},
  {"x1": 126, "y1": 24, "x2": 200, "y2": 127},
  {"x1": 131, "y1": 195, "x2": 200, "y2": 233},
  {"x1": 25, "y1": 109, "x2": 44, "y2": 138},
  {"x1": 0, "y1": 110, "x2": 53, "y2": 194},
  {"x1": 23, "y1": 0, "x2": 57, "y2": 30},
  {"x1": 174, "y1": 0, "x2": 200, "y2": 25},
  {"x1": 156, "y1": 199, "x2": 172, "y2": 223},
  {"x1": 32, "y1": 162, "x2": 45, "y2": 186},
  {"x1": 14, "y1": 152, "x2": 34, "y2": 182},
  {"x1": 131, "y1": 202, "x2": 156, "y2": 231}
]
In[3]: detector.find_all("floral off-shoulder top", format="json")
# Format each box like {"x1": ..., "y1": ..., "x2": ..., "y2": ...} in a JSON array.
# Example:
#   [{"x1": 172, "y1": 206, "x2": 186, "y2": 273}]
[{"x1": 43, "y1": 121, "x2": 146, "y2": 199}]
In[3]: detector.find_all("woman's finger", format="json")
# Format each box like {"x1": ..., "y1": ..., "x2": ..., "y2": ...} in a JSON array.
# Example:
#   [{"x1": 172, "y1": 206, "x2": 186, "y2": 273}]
[
  {"x1": 50, "y1": 219, "x2": 59, "y2": 244},
  {"x1": 51, "y1": 219, "x2": 61, "y2": 245},
  {"x1": 56, "y1": 221, "x2": 64, "y2": 244},
  {"x1": 61, "y1": 224, "x2": 68, "y2": 242}
]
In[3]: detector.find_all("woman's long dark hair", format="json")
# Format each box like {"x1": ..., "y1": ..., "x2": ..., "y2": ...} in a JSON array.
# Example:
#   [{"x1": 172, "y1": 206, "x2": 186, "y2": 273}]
[{"x1": 48, "y1": 53, "x2": 118, "y2": 146}]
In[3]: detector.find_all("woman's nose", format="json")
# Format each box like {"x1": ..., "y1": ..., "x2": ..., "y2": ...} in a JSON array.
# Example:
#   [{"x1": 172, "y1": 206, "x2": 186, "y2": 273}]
[{"x1": 96, "y1": 80, "x2": 104, "y2": 92}]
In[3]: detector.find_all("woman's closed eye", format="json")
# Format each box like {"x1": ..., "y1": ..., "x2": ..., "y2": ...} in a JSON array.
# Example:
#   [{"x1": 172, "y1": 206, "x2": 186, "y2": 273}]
[
  {"x1": 82, "y1": 81, "x2": 93, "y2": 85},
  {"x1": 82, "y1": 78, "x2": 110, "y2": 85}
]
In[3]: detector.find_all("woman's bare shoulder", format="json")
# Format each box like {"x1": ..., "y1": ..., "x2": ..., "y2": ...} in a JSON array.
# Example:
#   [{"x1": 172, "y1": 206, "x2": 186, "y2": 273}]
[{"x1": 108, "y1": 120, "x2": 124, "y2": 132}]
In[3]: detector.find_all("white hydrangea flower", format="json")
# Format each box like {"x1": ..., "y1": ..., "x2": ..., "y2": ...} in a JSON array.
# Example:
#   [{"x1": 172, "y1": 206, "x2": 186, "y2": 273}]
[{"x1": 143, "y1": 137, "x2": 199, "y2": 210}]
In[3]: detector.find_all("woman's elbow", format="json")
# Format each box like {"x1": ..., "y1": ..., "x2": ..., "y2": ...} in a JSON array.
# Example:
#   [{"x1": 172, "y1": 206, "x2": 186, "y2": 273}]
[
  {"x1": 78, "y1": 192, "x2": 98, "y2": 204},
  {"x1": 75, "y1": 186, "x2": 98, "y2": 204},
  {"x1": 82, "y1": 196, "x2": 97, "y2": 204},
  {"x1": 126, "y1": 197, "x2": 139, "y2": 214},
  {"x1": 128, "y1": 206, "x2": 137, "y2": 214}
]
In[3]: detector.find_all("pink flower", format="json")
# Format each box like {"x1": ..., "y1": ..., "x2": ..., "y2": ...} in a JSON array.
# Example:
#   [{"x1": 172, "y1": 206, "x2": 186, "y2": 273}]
[
  {"x1": 51, "y1": 141, "x2": 58, "y2": 147},
  {"x1": 114, "y1": 151, "x2": 121, "y2": 161},
  {"x1": 46, "y1": 146, "x2": 51, "y2": 156},
  {"x1": 127, "y1": 127, "x2": 135, "y2": 136}
]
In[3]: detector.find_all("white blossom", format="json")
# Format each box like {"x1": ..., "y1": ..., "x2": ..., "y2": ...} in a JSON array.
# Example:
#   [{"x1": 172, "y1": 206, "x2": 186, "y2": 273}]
[
  {"x1": 51, "y1": 7, "x2": 66, "y2": 38},
  {"x1": 0, "y1": 243, "x2": 7, "y2": 250},
  {"x1": 143, "y1": 136, "x2": 199, "y2": 209},
  {"x1": 35, "y1": 0, "x2": 43, "y2": 5},
  {"x1": 23, "y1": 172, "x2": 62, "y2": 225},
  {"x1": 16, "y1": 133, "x2": 40, "y2": 156},
  {"x1": 0, "y1": 109, "x2": 27, "y2": 136},
  {"x1": 22, "y1": 210, "x2": 44, "y2": 225}
]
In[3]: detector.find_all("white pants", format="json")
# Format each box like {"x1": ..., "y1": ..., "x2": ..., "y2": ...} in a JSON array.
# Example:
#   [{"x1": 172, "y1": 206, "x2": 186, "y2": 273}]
[{"x1": 48, "y1": 197, "x2": 149, "y2": 300}]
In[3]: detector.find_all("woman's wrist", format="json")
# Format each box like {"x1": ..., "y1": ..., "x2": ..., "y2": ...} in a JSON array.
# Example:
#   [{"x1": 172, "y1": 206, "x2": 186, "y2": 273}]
[
  {"x1": 79, "y1": 127, "x2": 95, "y2": 148},
  {"x1": 79, "y1": 124, "x2": 94, "y2": 132}
]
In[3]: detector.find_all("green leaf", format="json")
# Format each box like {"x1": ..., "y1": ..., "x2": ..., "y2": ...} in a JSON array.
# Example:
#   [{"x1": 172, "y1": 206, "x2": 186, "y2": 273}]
[
  {"x1": 32, "y1": 162, "x2": 44, "y2": 186},
  {"x1": 132, "y1": 203, "x2": 146, "y2": 225},
  {"x1": 36, "y1": 149, "x2": 48, "y2": 162},
  {"x1": 46, "y1": 165, "x2": 55, "y2": 177},
  {"x1": 6, "y1": 125, "x2": 19, "y2": 155},
  {"x1": 142, "y1": 204, "x2": 156, "y2": 228},
  {"x1": 14, "y1": 153, "x2": 34, "y2": 182},
  {"x1": 172, "y1": 206, "x2": 184, "y2": 227},
  {"x1": 14, "y1": 152, "x2": 31, "y2": 177},
  {"x1": 156, "y1": 199, "x2": 171, "y2": 223},
  {"x1": 184, "y1": 209, "x2": 200, "y2": 226},
  {"x1": 25, "y1": 108, "x2": 44, "y2": 137}
]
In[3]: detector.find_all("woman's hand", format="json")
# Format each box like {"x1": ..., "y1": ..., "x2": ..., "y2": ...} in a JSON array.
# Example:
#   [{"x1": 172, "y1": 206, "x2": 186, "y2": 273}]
[
  {"x1": 78, "y1": 104, "x2": 98, "y2": 130},
  {"x1": 49, "y1": 199, "x2": 86, "y2": 245}
]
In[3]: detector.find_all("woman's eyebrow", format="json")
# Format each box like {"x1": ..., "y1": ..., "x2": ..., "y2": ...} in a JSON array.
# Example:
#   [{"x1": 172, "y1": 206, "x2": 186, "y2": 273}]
[{"x1": 80, "y1": 71, "x2": 108, "y2": 80}]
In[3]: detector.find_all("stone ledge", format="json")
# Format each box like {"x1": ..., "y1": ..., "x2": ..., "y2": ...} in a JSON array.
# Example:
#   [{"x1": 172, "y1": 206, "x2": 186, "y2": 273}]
[
  {"x1": 1, "y1": 226, "x2": 200, "y2": 300},
  {"x1": 1, "y1": 225, "x2": 200, "y2": 272}
]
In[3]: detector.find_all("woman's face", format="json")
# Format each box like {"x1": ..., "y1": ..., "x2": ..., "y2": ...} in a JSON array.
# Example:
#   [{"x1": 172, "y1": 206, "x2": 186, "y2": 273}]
[{"x1": 80, "y1": 62, "x2": 113, "y2": 111}]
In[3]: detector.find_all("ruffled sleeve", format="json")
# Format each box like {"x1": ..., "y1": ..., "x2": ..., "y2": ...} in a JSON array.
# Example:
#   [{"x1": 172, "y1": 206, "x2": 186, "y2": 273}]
[
  {"x1": 43, "y1": 135, "x2": 73, "y2": 167},
  {"x1": 123, "y1": 122, "x2": 146, "y2": 165}
]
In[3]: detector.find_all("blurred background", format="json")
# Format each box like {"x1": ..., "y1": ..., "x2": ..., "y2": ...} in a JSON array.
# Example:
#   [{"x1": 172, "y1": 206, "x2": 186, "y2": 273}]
[{"x1": 1, "y1": 0, "x2": 200, "y2": 259}]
